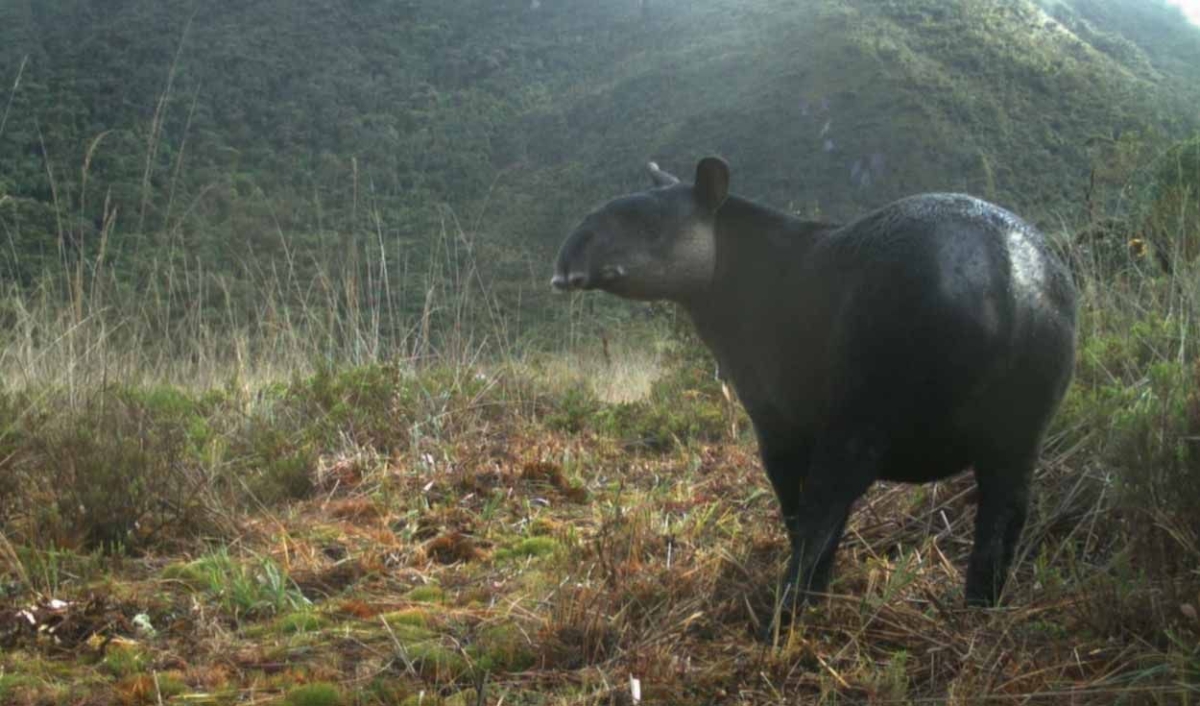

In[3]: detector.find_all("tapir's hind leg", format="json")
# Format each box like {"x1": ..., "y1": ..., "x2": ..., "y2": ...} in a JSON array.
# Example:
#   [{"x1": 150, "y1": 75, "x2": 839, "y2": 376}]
[{"x1": 966, "y1": 454, "x2": 1034, "y2": 605}]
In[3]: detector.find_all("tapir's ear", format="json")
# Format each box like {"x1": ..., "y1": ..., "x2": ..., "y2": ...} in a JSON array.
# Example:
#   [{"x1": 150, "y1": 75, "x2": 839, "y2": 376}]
[
  {"x1": 694, "y1": 157, "x2": 730, "y2": 211},
  {"x1": 647, "y1": 161, "x2": 680, "y2": 187}
]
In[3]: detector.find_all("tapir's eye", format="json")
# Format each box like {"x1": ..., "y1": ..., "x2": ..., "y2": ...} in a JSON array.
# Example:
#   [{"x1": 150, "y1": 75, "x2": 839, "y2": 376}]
[
  {"x1": 639, "y1": 214, "x2": 665, "y2": 241},
  {"x1": 613, "y1": 198, "x2": 665, "y2": 240}
]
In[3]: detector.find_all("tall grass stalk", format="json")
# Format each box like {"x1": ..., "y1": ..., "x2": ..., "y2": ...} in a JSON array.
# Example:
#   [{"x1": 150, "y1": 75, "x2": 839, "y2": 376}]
[{"x1": 0, "y1": 54, "x2": 27, "y2": 143}]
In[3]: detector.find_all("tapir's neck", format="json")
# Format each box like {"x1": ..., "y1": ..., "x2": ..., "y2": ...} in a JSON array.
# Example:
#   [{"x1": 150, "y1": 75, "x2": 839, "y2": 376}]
[
  {"x1": 678, "y1": 195, "x2": 840, "y2": 422},
  {"x1": 681, "y1": 194, "x2": 837, "y2": 312}
]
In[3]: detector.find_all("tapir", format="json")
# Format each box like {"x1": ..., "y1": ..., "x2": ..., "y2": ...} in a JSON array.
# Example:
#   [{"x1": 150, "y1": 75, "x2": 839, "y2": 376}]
[{"x1": 552, "y1": 157, "x2": 1077, "y2": 629}]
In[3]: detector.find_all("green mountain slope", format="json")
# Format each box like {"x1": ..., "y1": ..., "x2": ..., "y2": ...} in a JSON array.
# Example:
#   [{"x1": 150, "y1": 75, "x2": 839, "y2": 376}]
[
  {"x1": 488, "y1": 0, "x2": 1200, "y2": 238},
  {"x1": 1, "y1": 0, "x2": 1198, "y2": 300}
]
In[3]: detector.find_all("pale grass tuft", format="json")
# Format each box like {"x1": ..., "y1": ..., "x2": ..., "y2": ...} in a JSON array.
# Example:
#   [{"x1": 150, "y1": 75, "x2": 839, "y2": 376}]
[{"x1": 535, "y1": 342, "x2": 665, "y2": 404}]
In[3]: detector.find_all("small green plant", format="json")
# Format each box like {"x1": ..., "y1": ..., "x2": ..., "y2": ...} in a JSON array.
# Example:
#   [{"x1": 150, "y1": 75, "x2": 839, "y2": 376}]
[
  {"x1": 162, "y1": 548, "x2": 309, "y2": 619},
  {"x1": 286, "y1": 364, "x2": 409, "y2": 451},
  {"x1": 12, "y1": 547, "x2": 88, "y2": 596},
  {"x1": 875, "y1": 651, "x2": 910, "y2": 703},
  {"x1": 443, "y1": 690, "x2": 480, "y2": 706},
  {"x1": 102, "y1": 645, "x2": 148, "y2": 678},
  {"x1": 169, "y1": 675, "x2": 191, "y2": 697},
  {"x1": 238, "y1": 424, "x2": 318, "y2": 504}
]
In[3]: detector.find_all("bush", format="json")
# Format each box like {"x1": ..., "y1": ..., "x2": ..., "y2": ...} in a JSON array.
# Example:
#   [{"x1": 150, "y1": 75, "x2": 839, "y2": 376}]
[
  {"x1": 1143, "y1": 136, "x2": 1200, "y2": 266},
  {"x1": 544, "y1": 383, "x2": 600, "y2": 434},
  {"x1": 1106, "y1": 359, "x2": 1200, "y2": 573},
  {"x1": 2, "y1": 386, "x2": 214, "y2": 551},
  {"x1": 284, "y1": 363, "x2": 411, "y2": 451},
  {"x1": 1054, "y1": 205, "x2": 1200, "y2": 582},
  {"x1": 236, "y1": 423, "x2": 319, "y2": 504}
]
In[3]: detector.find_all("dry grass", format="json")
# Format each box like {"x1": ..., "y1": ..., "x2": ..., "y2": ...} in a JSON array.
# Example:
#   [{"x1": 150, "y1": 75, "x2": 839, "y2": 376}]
[
  {"x1": 1, "y1": 387, "x2": 1195, "y2": 704},
  {"x1": 533, "y1": 342, "x2": 666, "y2": 405}
]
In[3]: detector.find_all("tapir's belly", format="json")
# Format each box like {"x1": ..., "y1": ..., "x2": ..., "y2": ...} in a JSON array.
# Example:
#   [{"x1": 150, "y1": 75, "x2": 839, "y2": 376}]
[{"x1": 877, "y1": 434, "x2": 974, "y2": 483}]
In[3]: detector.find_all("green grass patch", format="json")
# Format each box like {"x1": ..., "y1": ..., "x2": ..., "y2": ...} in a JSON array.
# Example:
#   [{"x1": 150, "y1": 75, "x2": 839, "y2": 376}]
[
  {"x1": 283, "y1": 682, "x2": 345, "y2": 706},
  {"x1": 469, "y1": 624, "x2": 538, "y2": 673},
  {"x1": 0, "y1": 675, "x2": 37, "y2": 702},
  {"x1": 405, "y1": 585, "x2": 446, "y2": 604},
  {"x1": 276, "y1": 611, "x2": 329, "y2": 634},
  {"x1": 102, "y1": 644, "x2": 148, "y2": 678},
  {"x1": 160, "y1": 549, "x2": 309, "y2": 619},
  {"x1": 495, "y1": 537, "x2": 561, "y2": 561},
  {"x1": 381, "y1": 622, "x2": 437, "y2": 645},
  {"x1": 379, "y1": 608, "x2": 430, "y2": 629},
  {"x1": 405, "y1": 640, "x2": 471, "y2": 682}
]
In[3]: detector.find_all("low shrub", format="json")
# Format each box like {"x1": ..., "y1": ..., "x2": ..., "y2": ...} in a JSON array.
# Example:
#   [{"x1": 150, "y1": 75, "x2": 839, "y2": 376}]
[{"x1": 2, "y1": 386, "x2": 214, "y2": 551}]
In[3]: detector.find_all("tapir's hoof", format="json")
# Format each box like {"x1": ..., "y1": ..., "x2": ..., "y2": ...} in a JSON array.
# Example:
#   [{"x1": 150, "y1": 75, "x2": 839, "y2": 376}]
[
  {"x1": 758, "y1": 584, "x2": 812, "y2": 643},
  {"x1": 759, "y1": 615, "x2": 793, "y2": 643}
]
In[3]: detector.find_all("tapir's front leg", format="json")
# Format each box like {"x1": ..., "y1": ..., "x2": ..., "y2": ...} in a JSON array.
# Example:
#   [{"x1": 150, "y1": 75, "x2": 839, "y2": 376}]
[
  {"x1": 764, "y1": 429, "x2": 882, "y2": 640},
  {"x1": 759, "y1": 440, "x2": 810, "y2": 593}
]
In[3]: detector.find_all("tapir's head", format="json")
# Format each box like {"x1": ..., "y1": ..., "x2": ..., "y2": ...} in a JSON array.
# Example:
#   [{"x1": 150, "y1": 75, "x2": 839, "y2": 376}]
[{"x1": 551, "y1": 157, "x2": 730, "y2": 301}]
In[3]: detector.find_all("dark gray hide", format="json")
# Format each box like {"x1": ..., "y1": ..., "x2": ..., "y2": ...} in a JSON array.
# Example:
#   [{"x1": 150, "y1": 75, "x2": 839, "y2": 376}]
[{"x1": 552, "y1": 157, "x2": 1077, "y2": 631}]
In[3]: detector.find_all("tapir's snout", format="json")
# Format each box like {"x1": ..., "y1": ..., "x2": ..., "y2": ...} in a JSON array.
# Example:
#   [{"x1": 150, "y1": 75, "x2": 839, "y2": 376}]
[
  {"x1": 551, "y1": 225, "x2": 601, "y2": 292},
  {"x1": 550, "y1": 271, "x2": 590, "y2": 291},
  {"x1": 551, "y1": 183, "x2": 701, "y2": 301}
]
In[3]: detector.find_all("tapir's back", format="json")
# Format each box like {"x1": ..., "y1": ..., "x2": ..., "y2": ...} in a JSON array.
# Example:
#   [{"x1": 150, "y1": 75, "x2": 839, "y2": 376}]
[{"x1": 820, "y1": 194, "x2": 1075, "y2": 350}]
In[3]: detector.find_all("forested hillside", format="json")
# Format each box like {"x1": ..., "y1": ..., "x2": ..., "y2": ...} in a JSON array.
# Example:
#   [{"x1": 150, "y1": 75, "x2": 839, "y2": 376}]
[{"x1": 1, "y1": 0, "x2": 1199, "y2": 312}]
